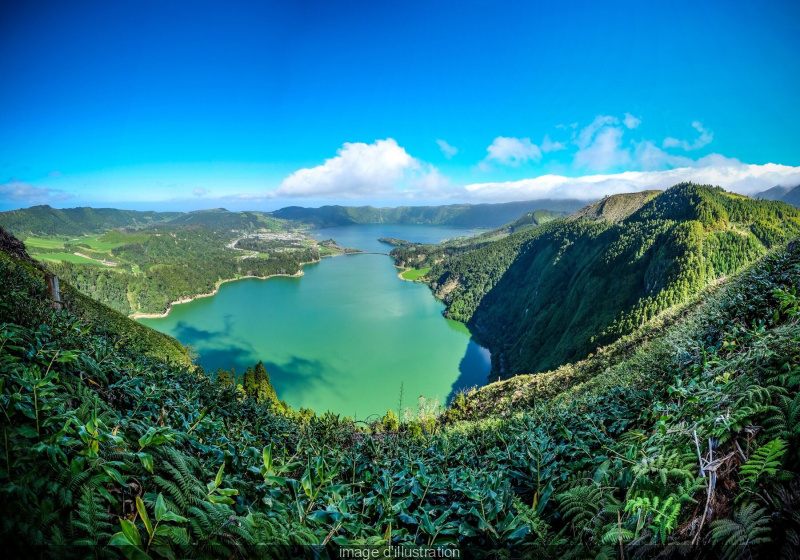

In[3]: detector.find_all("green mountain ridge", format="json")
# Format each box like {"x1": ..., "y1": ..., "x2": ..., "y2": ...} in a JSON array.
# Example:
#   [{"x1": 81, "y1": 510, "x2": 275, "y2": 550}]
[
  {"x1": 268, "y1": 199, "x2": 583, "y2": 228},
  {"x1": 0, "y1": 205, "x2": 181, "y2": 239},
  {"x1": 1, "y1": 222, "x2": 799, "y2": 557},
  {"x1": 0, "y1": 206, "x2": 288, "y2": 239},
  {"x1": 408, "y1": 184, "x2": 800, "y2": 379}
]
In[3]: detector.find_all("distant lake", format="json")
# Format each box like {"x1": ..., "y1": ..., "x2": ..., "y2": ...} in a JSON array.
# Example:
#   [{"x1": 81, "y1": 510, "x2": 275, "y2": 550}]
[{"x1": 139, "y1": 224, "x2": 491, "y2": 420}]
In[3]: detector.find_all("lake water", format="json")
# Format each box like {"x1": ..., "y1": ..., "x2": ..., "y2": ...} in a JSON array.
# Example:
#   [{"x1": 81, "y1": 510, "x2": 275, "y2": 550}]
[{"x1": 139, "y1": 224, "x2": 491, "y2": 420}]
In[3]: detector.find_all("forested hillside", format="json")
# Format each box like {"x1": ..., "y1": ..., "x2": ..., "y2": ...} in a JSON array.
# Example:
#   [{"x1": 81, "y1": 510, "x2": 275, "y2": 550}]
[
  {"x1": 400, "y1": 184, "x2": 800, "y2": 378},
  {"x1": 2, "y1": 223, "x2": 800, "y2": 558},
  {"x1": 0, "y1": 206, "x2": 330, "y2": 316},
  {"x1": 0, "y1": 205, "x2": 179, "y2": 238},
  {"x1": 48, "y1": 227, "x2": 319, "y2": 316},
  {"x1": 163, "y1": 209, "x2": 286, "y2": 230},
  {"x1": 269, "y1": 200, "x2": 579, "y2": 228}
]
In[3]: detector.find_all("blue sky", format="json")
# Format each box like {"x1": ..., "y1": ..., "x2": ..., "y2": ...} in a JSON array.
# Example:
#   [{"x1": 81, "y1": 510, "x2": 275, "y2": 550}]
[{"x1": 1, "y1": 0, "x2": 799, "y2": 211}]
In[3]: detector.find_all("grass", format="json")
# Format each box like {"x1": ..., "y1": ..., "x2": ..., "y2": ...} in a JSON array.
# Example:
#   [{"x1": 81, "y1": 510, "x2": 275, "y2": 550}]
[
  {"x1": 32, "y1": 252, "x2": 110, "y2": 266},
  {"x1": 25, "y1": 234, "x2": 129, "y2": 255},
  {"x1": 24, "y1": 237, "x2": 65, "y2": 249},
  {"x1": 401, "y1": 267, "x2": 430, "y2": 280},
  {"x1": 70, "y1": 234, "x2": 126, "y2": 252}
]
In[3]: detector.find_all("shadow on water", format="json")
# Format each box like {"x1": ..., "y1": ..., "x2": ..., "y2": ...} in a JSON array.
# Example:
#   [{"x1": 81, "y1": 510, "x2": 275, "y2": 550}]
[
  {"x1": 197, "y1": 346, "x2": 257, "y2": 377},
  {"x1": 265, "y1": 356, "x2": 348, "y2": 404},
  {"x1": 173, "y1": 314, "x2": 235, "y2": 341},
  {"x1": 446, "y1": 340, "x2": 492, "y2": 406}
]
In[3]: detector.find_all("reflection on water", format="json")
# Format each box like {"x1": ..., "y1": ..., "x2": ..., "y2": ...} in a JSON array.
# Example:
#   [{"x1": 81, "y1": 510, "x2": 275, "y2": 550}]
[{"x1": 141, "y1": 224, "x2": 491, "y2": 419}]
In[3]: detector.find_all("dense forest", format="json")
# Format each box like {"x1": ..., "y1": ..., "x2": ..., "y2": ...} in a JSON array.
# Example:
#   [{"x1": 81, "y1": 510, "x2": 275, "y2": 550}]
[
  {"x1": 269, "y1": 200, "x2": 577, "y2": 228},
  {"x1": 394, "y1": 184, "x2": 800, "y2": 379},
  {"x1": 1, "y1": 218, "x2": 800, "y2": 557},
  {"x1": 48, "y1": 226, "x2": 319, "y2": 316}
]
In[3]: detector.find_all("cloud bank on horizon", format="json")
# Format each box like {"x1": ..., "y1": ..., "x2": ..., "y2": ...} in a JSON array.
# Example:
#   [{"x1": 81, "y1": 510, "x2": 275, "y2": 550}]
[
  {"x1": 252, "y1": 113, "x2": 800, "y2": 204},
  {"x1": 4, "y1": 113, "x2": 800, "y2": 209}
]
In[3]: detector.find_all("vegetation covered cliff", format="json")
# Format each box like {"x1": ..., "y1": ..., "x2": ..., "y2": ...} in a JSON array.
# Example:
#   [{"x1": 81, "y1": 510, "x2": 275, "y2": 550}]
[{"x1": 399, "y1": 184, "x2": 800, "y2": 378}]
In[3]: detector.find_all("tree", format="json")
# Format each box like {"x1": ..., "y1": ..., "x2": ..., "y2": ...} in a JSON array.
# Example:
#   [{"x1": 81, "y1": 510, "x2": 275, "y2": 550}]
[
  {"x1": 254, "y1": 361, "x2": 277, "y2": 403},
  {"x1": 242, "y1": 366, "x2": 257, "y2": 397},
  {"x1": 215, "y1": 368, "x2": 233, "y2": 388}
]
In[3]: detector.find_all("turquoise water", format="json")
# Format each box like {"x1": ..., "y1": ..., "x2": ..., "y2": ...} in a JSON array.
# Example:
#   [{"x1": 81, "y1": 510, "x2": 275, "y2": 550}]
[{"x1": 140, "y1": 224, "x2": 490, "y2": 420}]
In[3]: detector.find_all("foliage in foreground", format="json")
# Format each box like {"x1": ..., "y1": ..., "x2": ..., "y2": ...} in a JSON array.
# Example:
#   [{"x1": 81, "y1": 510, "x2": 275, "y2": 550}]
[{"x1": 0, "y1": 233, "x2": 799, "y2": 558}]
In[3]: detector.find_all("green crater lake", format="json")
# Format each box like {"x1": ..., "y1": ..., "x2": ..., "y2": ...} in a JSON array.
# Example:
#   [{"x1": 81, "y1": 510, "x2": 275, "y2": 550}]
[{"x1": 139, "y1": 224, "x2": 491, "y2": 420}]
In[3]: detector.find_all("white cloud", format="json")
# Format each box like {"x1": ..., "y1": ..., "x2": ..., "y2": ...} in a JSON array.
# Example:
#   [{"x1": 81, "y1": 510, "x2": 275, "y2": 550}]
[
  {"x1": 623, "y1": 113, "x2": 641, "y2": 129},
  {"x1": 411, "y1": 165, "x2": 452, "y2": 195},
  {"x1": 540, "y1": 135, "x2": 566, "y2": 153},
  {"x1": 0, "y1": 180, "x2": 72, "y2": 204},
  {"x1": 663, "y1": 121, "x2": 714, "y2": 150},
  {"x1": 436, "y1": 139, "x2": 458, "y2": 159},
  {"x1": 575, "y1": 115, "x2": 619, "y2": 149},
  {"x1": 484, "y1": 136, "x2": 542, "y2": 166},
  {"x1": 271, "y1": 138, "x2": 436, "y2": 199},
  {"x1": 193, "y1": 187, "x2": 206, "y2": 197},
  {"x1": 462, "y1": 159, "x2": 800, "y2": 202},
  {"x1": 571, "y1": 115, "x2": 714, "y2": 173},
  {"x1": 632, "y1": 140, "x2": 694, "y2": 170},
  {"x1": 573, "y1": 117, "x2": 630, "y2": 171},
  {"x1": 251, "y1": 117, "x2": 797, "y2": 206}
]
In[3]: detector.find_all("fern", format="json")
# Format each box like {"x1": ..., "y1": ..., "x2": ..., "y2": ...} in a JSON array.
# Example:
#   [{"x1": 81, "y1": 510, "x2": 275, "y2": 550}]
[
  {"x1": 624, "y1": 495, "x2": 680, "y2": 544},
  {"x1": 710, "y1": 502, "x2": 771, "y2": 559},
  {"x1": 738, "y1": 438, "x2": 788, "y2": 500},
  {"x1": 631, "y1": 450, "x2": 695, "y2": 492},
  {"x1": 557, "y1": 484, "x2": 602, "y2": 530},
  {"x1": 72, "y1": 486, "x2": 113, "y2": 546}
]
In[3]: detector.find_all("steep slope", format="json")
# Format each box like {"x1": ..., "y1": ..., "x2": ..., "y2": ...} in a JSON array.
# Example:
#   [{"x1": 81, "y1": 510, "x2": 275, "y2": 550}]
[
  {"x1": 0, "y1": 227, "x2": 191, "y2": 364},
  {"x1": 1, "y1": 227, "x2": 799, "y2": 558},
  {"x1": 424, "y1": 183, "x2": 800, "y2": 378},
  {"x1": 567, "y1": 190, "x2": 662, "y2": 222},
  {"x1": 269, "y1": 199, "x2": 582, "y2": 228}
]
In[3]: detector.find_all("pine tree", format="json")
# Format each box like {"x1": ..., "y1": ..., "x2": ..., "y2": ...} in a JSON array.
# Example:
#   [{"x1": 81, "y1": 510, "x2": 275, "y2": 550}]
[
  {"x1": 242, "y1": 366, "x2": 257, "y2": 397},
  {"x1": 215, "y1": 368, "x2": 233, "y2": 388},
  {"x1": 254, "y1": 361, "x2": 277, "y2": 403}
]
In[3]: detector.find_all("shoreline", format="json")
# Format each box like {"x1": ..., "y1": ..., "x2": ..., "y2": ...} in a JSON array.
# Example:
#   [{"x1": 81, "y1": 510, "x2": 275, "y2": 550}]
[
  {"x1": 132, "y1": 250, "x2": 391, "y2": 319},
  {"x1": 394, "y1": 264, "x2": 425, "y2": 282},
  {"x1": 132, "y1": 270, "x2": 305, "y2": 319}
]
